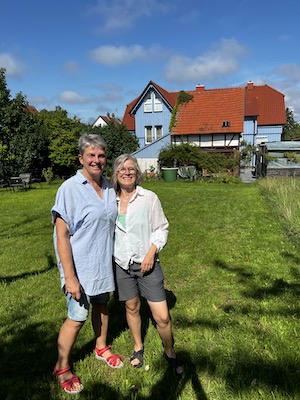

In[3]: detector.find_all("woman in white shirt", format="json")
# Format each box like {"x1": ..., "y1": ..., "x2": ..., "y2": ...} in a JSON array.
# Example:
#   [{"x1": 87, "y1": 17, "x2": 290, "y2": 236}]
[{"x1": 112, "y1": 154, "x2": 183, "y2": 374}]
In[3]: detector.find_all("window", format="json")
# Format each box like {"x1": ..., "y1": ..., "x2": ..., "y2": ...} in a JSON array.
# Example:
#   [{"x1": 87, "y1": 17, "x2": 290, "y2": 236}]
[
  {"x1": 154, "y1": 95, "x2": 162, "y2": 112},
  {"x1": 222, "y1": 121, "x2": 230, "y2": 127},
  {"x1": 144, "y1": 94, "x2": 152, "y2": 113},
  {"x1": 155, "y1": 125, "x2": 162, "y2": 139},
  {"x1": 145, "y1": 126, "x2": 152, "y2": 144}
]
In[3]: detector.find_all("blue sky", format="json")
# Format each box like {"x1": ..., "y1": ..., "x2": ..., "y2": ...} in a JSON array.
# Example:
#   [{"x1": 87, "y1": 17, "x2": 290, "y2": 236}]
[{"x1": 1, "y1": 0, "x2": 300, "y2": 124}]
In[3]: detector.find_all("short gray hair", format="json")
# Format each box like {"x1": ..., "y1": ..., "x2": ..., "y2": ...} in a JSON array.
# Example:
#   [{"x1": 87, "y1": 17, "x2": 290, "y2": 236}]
[
  {"x1": 111, "y1": 154, "x2": 143, "y2": 193},
  {"x1": 78, "y1": 134, "x2": 107, "y2": 155}
]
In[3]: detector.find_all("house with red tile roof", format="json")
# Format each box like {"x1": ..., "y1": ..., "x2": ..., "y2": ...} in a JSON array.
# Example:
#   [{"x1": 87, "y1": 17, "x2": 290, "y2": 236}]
[
  {"x1": 122, "y1": 81, "x2": 286, "y2": 172},
  {"x1": 243, "y1": 82, "x2": 286, "y2": 146},
  {"x1": 93, "y1": 112, "x2": 122, "y2": 128},
  {"x1": 171, "y1": 85, "x2": 245, "y2": 152}
]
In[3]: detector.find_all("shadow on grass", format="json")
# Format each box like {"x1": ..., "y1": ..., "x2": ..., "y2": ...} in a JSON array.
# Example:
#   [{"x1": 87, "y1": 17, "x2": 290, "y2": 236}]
[
  {"x1": 213, "y1": 258, "x2": 300, "y2": 299},
  {"x1": 224, "y1": 354, "x2": 300, "y2": 396},
  {"x1": 0, "y1": 254, "x2": 56, "y2": 284},
  {"x1": 145, "y1": 352, "x2": 208, "y2": 400},
  {"x1": 0, "y1": 216, "x2": 52, "y2": 238},
  {"x1": 0, "y1": 319, "x2": 59, "y2": 399},
  {"x1": 213, "y1": 258, "x2": 254, "y2": 281},
  {"x1": 77, "y1": 352, "x2": 208, "y2": 400},
  {"x1": 3, "y1": 260, "x2": 298, "y2": 399},
  {"x1": 211, "y1": 257, "x2": 300, "y2": 397}
]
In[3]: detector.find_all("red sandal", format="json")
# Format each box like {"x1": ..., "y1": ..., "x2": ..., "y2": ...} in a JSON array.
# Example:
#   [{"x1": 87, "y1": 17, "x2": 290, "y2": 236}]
[
  {"x1": 53, "y1": 366, "x2": 84, "y2": 394},
  {"x1": 95, "y1": 345, "x2": 124, "y2": 369}
]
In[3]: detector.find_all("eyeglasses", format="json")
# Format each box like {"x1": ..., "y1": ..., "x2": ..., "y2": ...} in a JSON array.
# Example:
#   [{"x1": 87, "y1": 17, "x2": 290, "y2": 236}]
[{"x1": 118, "y1": 167, "x2": 136, "y2": 174}]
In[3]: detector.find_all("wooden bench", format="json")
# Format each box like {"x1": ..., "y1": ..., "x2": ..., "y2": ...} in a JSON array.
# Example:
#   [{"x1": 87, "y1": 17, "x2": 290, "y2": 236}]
[{"x1": 9, "y1": 177, "x2": 25, "y2": 190}]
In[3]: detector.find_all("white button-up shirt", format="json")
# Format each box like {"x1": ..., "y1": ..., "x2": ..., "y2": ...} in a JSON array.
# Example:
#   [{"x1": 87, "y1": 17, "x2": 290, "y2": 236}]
[{"x1": 114, "y1": 186, "x2": 169, "y2": 270}]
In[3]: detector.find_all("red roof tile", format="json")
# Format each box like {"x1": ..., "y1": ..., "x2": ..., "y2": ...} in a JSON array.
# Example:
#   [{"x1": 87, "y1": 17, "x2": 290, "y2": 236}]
[
  {"x1": 26, "y1": 105, "x2": 38, "y2": 114},
  {"x1": 245, "y1": 83, "x2": 286, "y2": 125},
  {"x1": 122, "y1": 99, "x2": 137, "y2": 131},
  {"x1": 172, "y1": 86, "x2": 245, "y2": 135}
]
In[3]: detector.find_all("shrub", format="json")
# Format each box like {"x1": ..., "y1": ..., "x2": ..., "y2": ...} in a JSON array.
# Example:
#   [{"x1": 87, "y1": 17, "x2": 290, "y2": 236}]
[
  {"x1": 42, "y1": 167, "x2": 54, "y2": 183},
  {"x1": 158, "y1": 143, "x2": 240, "y2": 174}
]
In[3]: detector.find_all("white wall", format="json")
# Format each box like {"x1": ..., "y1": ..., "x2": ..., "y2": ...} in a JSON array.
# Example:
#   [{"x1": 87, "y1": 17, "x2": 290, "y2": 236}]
[{"x1": 136, "y1": 158, "x2": 160, "y2": 173}]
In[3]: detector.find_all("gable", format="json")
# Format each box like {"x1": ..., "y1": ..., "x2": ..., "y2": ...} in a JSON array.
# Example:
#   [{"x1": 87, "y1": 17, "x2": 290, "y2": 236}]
[
  {"x1": 122, "y1": 81, "x2": 178, "y2": 130},
  {"x1": 245, "y1": 83, "x2": 286, "y2": 126}
]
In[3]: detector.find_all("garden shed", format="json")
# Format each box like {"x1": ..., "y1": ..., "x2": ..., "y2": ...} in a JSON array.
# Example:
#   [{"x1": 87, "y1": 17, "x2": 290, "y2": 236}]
[{"x1": 255, "y1": 141, "x2": 300, "y2": 177}]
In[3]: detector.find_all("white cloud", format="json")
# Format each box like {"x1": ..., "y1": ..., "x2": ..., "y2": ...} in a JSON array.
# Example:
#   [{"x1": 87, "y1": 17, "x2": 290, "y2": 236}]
[
  {"x1": 58, "y1": 91, "x2": 87, "y2": 104},
  {"x1": 164, "y1": 38, "x2": 248, "y2": 84},
  {"x1": 273, "y1": 63, "x2": 300, "y2": 121},
  {"x1": 90, "y1": 0, "x2": 169, "y2": 32},
  {"x1": 0, "y1": 53, "x2": 26, "y2": 78},
  {"x1": 89, "y1": 44, "x2": 163, "y2": 66}
]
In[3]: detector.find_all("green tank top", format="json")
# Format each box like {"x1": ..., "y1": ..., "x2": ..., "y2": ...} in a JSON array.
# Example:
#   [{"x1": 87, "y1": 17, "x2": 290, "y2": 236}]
[{"x1": 118, "y1": 213, "x2": 126, "y2": 229}]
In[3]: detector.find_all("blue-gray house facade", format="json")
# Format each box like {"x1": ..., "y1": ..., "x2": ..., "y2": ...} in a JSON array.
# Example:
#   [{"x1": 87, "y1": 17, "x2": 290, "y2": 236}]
[{"x1": 122, "y1": 81, "x2": 286, "y2": 171}]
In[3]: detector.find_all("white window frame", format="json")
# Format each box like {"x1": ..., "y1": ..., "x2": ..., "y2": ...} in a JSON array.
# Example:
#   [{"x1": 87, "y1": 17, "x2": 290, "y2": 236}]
[
  {"x1": 154, "y1": 95, "x2": 162, "y2": 112},
  {"x1": 144, "y1": 94, "x2": 152, "y2": 113},
  {"x1": 145, "y1": 126, "x2": 152, "y2": 144},
  {"x1": 155, "y1": 125, "x2": 163, "y2": 139}
]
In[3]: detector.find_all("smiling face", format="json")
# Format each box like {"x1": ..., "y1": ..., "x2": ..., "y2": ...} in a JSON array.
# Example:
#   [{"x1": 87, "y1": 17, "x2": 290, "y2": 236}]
[
  {"x1": 79, "y1": 145, "x2": 106, "y2": 182},
  {"x1": 117, "y1": 159, "x2": 137, "y2": 191}
]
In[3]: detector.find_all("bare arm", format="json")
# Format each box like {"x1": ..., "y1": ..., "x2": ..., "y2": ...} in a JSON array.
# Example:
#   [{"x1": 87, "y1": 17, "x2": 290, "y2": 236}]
[{"x1": 56, "y1": 216, "x2": 81, "y2": 300}]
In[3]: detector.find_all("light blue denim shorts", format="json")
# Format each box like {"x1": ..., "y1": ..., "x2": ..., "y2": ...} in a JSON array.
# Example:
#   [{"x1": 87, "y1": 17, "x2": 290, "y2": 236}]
[{"x1": 65, "y1": 289, "x2": 109, "y2": 322}]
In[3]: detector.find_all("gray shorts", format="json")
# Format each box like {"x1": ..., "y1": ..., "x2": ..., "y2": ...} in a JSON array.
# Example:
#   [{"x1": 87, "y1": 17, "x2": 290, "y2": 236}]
[{"x1": 115, "y1": 261, "x2": 166, "y2": 302}]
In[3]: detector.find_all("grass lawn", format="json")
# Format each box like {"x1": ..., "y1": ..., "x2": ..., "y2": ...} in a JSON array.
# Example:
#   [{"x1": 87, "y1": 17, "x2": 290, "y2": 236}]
[{"x1": 0, "y1": 179, "x2": 299, "y2": 400}]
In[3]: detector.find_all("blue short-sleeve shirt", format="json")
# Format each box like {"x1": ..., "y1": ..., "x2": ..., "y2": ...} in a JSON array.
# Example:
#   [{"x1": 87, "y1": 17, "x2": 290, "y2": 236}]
[{"x1": 51, "y1": 170, "x2": 117, "y2": 296}]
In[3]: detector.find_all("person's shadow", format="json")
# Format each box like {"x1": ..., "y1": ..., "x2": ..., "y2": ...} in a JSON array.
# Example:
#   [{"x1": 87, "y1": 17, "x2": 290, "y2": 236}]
[{"x1": 144, "y1": 351, "x2": 208, "y2": 400}]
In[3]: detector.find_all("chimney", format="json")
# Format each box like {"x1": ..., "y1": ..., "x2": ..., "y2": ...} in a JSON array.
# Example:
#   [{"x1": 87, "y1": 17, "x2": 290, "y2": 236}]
[
  {"x1": 247, "y1": 81, "x2": 254, "y2": 90},
  {"x1": 196, "y1": 84, "x2": 205, "y2": 91},
  {"x1": 107, "y1": 112, "x2": 110, "y2": 118}
]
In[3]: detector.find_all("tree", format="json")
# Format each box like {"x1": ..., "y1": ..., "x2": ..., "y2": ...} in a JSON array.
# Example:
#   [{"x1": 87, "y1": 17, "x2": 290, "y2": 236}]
[
  {"x1": 0, "y1": 68, "x2": 41, "y2": 180},
  {"x1": 0, "y1": 67, "x2": 138, "y2": 181},
  {"x1": 40, "y1": 107, "x2": 85, "y2": 178},
  {"x1": 282, "y1": 108, "x2": 300, "y2": 140},
  {"x1": 90, "y1": 122, "x2": 139, "y2": 175}
]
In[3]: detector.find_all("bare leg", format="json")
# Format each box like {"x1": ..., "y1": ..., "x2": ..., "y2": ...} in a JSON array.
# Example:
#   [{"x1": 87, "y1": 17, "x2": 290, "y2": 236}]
[
  {"x1": 147, "y1": 300, "x2": 175, "y2": 357},
  {"x1": 125, "y1": 296, "x2": 143, "y2": 366},
  {"x1": 92, "y1": 303, "x2": 122, "y2": 366},
  {"x1": 148, "y1": 300, "x2": 183, "y2": 374},
  {"x1": 54, "y1": 317, "x2": 83, "y2": 390}
]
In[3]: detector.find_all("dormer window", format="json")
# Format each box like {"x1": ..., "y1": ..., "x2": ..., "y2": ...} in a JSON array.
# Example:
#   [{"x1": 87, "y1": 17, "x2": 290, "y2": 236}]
[{"x1": 222, "y1": 121, "x2": 230, "y2": 127}]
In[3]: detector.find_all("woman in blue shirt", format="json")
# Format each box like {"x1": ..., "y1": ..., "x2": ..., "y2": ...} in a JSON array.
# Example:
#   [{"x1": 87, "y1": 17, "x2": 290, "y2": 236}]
[{"x1": 52, "y1": 134, "x2": 123, "y2": 395}]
